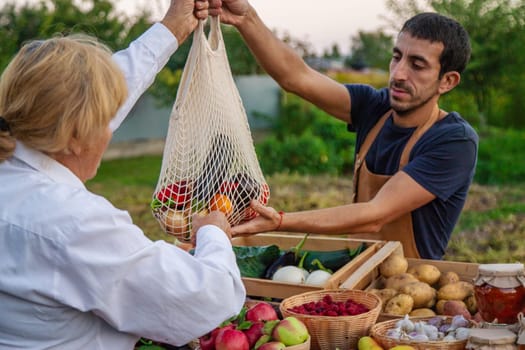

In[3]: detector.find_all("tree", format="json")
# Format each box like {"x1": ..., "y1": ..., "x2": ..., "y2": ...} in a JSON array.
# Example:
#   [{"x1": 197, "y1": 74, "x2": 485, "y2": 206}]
[
  {"x1": 346, "y1": 30, "x2": 393, "y2": 70},
  {"x1": 0, "y1": 0, "x2": 151, "y2": 71},
  {"x1": 323, "y1": 44, "x2": 342, "y2": 59}
]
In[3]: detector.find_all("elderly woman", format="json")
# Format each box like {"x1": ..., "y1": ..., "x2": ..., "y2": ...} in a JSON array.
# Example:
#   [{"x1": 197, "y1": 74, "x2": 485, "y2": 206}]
[{"x1": 0, "y1": 0, "x2": 245, "y2": 349}]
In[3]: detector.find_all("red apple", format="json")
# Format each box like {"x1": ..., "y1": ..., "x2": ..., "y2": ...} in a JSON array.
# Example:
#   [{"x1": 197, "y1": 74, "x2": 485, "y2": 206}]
[
  {"x1": 215, "y1": 328, "x2": 249, "y2": 350},
  {"x1": 272, "y1": 316, "x2": 309, "y2": 346},
  {"x1": 246, "y1": 302, "x2": 279, "y2": 322},
  {"x1": 199, "y1": 324, "x2": 234, "y2": 350},
  {"x1": 199, "y1": 332, "x2": 216, "y2": 350},
  {"x1": 243, "y1": 321, "x2": 264, "y2": 349},
  {"x1": 257, "y1": 341, "x2": 286, "y2": 350}
]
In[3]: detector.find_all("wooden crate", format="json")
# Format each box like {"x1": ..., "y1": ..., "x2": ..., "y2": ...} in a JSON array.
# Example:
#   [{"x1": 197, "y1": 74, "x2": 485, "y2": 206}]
[
  {"x1": 339, "y1": 241, "x2": 404, "y2": 290},
  {"x1": 339, "y1": 245, "x2": 480, "y2": 321},
  {"x1": 231, "y1": 233, "x2": 384, "y2": 300}
]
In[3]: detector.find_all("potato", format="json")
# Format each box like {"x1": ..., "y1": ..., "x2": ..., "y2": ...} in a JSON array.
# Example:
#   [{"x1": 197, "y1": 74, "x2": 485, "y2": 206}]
[
  {"x1": 442, "y1": 300, "x2": 472, "y2": 319},
  {"x1": 407, "y1": 263, "x2": 441, "y2": 285},
  {"x1": 437, "y1": 281, "x2": 474, "y2": 301},
  {"x1": 369, "y1": 288, "x2": 398, "y2": 309},
  {"x1": 384, "y1": 273, "x2": 419, "y2": 291},
  {"x1": 379, "y1": 254, "x2": 408, "y2": 278},
  {"x1": 435, "y1": 299, "x2": 467, "y2": 315},
  {"x1": 399, "y1": 281, "x2": 437, "y2": 309},
  {"x1": 409, "y1": 308, "x2": 436, "y2": 317},
  {"x1": 438, "y1": 271, "x2": 460, "y2": 287},
  {"x1": 384, "y1": 294, "x2": 414, "y2": 316}
]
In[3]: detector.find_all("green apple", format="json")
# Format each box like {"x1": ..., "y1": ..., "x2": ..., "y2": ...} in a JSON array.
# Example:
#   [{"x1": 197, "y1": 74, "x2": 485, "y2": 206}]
[{"x1": 271, "y1": 316, "x2": 309, "y2": 346}]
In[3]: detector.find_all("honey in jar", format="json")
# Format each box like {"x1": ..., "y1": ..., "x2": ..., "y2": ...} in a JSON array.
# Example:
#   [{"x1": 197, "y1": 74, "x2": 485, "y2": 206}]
[{"x1": 474, "y1": 263, "x2": 525, "y2": 325}]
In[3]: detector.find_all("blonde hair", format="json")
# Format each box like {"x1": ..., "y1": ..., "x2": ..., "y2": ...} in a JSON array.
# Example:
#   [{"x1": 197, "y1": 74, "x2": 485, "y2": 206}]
[{"x1": 0, "y1": 34, "x2": 128, "y2": 161}]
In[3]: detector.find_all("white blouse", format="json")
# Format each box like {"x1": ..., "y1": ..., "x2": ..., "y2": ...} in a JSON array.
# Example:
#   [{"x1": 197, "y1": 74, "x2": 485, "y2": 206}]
[{"x1": 0, "y1": 23, "x2": 246, "y2": 350}]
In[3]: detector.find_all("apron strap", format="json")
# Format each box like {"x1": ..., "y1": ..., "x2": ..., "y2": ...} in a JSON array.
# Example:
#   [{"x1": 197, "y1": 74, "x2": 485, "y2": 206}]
[
  {"x1": 353, "y1": 109, "x2": 392, "y2": 202},
  {"x1": 399, "y1": 106, "x2": 441, "y2": 169}
]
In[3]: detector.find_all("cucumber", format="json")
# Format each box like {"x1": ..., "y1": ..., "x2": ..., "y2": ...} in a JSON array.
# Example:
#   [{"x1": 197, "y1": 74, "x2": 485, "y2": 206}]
[{"x1": 301, "y1": 243, "x2": 367, "y2": 272}]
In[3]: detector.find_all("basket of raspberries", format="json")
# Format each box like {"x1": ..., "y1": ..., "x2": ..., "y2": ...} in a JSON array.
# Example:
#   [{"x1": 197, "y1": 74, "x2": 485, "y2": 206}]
[{"x1": 279, "y1": 289, "x2": 382, "y2": 350}]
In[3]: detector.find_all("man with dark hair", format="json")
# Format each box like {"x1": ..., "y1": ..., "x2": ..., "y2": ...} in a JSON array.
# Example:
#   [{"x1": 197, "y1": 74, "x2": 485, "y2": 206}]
[{"x1": 214, "y1": 2, "x2": 478, "y2": 260}]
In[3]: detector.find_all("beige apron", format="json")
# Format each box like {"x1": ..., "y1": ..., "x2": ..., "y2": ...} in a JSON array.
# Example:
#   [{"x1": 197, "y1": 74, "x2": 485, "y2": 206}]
[{"x1": 351, "y1": 107, "x2": 440, "y2": 258}]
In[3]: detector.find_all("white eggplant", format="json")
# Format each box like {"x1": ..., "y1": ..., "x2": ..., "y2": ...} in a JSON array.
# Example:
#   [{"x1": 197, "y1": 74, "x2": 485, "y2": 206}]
[
  {"x1": 305, "y1": 270, "x2": 332, "y2": 286},
  {"x1": 272, "y1": 265, "x2": 308, "y2": 284}
]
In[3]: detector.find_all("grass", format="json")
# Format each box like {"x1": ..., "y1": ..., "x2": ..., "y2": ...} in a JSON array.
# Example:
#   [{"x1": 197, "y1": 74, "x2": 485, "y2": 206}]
[{"x1": 87, "y1": 155, "x2": 525, "y2": 264}]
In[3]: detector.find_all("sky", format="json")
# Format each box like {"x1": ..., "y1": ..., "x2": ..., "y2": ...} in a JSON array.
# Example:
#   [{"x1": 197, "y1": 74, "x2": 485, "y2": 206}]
[{"x1": 116, "y1": 0, "x2": 393, "y2": 55}]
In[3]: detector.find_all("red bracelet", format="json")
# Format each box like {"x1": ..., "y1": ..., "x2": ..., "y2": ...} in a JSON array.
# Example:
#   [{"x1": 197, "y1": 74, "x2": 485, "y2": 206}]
[{"x1": 275, "y1": 211, "x2": 284, "y2": 231}]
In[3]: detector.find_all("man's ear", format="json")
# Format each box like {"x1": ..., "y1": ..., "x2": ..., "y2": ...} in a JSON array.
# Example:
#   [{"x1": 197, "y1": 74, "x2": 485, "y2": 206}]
[{"x1": 439, "y1": 71, "x2": 461, "y2": 94}]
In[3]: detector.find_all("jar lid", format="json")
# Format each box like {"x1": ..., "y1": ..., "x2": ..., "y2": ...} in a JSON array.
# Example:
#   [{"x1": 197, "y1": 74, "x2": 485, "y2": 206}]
[
  {"x1": 468, "y1": 328, "x2": 517, "y2": 344},
  {"x1": 478, "y1": 263, "x2": 524, "y2": 276},
  {"x1": 475, "y1": 263, "x2": 525, "y2": 288}
]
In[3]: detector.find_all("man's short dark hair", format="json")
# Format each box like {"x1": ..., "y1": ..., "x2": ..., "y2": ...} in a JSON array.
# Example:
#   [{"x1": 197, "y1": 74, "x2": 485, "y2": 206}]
[{"x1": 401, "y1": 12, "x2": 471, "y2": 77}]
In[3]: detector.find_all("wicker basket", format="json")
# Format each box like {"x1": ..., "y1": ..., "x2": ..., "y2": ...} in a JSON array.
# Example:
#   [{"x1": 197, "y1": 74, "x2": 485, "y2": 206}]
[
  {"x1": 279, "y1": 289, "x2": 382, "y2": 350},
  {"x1": 285, "y1": 335, "x2": 311, "y2": 350},
  {"x1": 370, "y1": 316, "x2": 470, "y2": 350}
]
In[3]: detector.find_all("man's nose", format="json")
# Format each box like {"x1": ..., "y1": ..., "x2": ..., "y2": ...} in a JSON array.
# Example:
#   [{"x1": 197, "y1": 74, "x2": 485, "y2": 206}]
[{"x1": 391, "y1": 60, "x2": 409, "y2": 81}]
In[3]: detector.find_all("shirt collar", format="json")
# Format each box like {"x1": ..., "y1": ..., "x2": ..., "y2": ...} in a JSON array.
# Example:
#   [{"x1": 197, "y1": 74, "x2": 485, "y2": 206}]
[{"x1": 13, "y1": 141, "x2": 86, "y2": 189}]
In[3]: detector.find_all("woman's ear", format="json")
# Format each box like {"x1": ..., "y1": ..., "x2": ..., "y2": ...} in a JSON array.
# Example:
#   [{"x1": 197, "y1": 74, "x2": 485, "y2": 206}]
[
  {"x1": 439, "y1": 71, "x2": 461, "y2": 95},
  {"x1": 68, "y1": 137, "x2": 83, "y2": 156}
]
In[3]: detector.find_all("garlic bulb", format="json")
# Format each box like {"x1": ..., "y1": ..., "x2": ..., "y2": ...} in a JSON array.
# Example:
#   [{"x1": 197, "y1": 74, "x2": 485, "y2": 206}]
[
  {"x1": 455, "y1": 327, "x2": 470, "y2": 341},
  {"x1": 396, "y1": 314, "x2": 415, "y2": 333},
  {"x1": 449, "y1": 315, "x2": 469, "y2": 331}
]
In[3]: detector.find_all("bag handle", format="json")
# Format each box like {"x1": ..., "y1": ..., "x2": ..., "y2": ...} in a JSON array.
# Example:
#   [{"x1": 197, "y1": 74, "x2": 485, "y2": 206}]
[{"x1": 176, "y1": 17, "x2": 224, "y2": 105}]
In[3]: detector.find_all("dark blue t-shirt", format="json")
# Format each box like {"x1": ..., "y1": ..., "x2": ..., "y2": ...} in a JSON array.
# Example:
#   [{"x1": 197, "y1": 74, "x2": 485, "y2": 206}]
[{"x1": 346, "y1": 84, "x2": 478, "y2": 259}]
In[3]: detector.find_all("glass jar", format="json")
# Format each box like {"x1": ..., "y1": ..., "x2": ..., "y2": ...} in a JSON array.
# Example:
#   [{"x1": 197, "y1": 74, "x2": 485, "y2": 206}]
[
  {"x1": 466, "y1": 328, "x2": 518, "y2": 350},
  {"x1": 465, "y1": 328, "x2": 518, "y2": 350},
  {"x1": 474, "y1": 263, "x2": 525, "y2": 325}
]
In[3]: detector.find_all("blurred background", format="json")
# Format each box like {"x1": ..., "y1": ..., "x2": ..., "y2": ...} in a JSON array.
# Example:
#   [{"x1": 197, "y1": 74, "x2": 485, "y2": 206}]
[{"x1": 1, "y1": 0, "x2": 524, "y2": 262}]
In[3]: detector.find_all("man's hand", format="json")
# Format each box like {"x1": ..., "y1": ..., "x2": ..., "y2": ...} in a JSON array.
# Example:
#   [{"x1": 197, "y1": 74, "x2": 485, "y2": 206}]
[
  {"x1": 231, "y1": 200, "x2": 282, "y2": 236},
  {"x1": 208, "y1": 0, "x2": 250, "y2": 26}
]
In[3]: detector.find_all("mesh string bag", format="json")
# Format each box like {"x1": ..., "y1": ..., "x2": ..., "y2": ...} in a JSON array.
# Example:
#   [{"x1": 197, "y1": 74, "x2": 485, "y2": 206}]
[{"x1": 151, "y1": 17, "x2": 269, "y2": 241}]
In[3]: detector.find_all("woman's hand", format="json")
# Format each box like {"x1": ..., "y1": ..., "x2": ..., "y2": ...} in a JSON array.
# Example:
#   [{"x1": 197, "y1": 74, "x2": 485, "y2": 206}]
[
  {"x1": 161, "y1": 0, "x2": 214, "y2": 44},
  {"x1": 191, "y1": 210, "x2": 232, "y2": 243}
]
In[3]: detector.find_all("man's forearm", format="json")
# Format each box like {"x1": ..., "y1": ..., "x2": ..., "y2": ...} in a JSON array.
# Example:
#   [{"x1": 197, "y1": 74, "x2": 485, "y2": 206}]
[{"x1": 235, "y1": 7, "x2": 311, "y2": 93}]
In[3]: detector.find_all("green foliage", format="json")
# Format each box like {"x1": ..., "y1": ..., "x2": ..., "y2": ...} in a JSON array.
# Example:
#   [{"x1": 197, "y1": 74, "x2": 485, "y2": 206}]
[
  {"x1": 256, "y1": 133, "x2": 342, "y2": 175},
  {"x1": 255, "y1": 93, "x2": 355, "y2": 176},
  {"x1": 347, "y1": 30, "x2": 394, "y2": 71},
  {"x1": 474, "y1": 127, "x2": 525, "y2": 185},
  {"x1": 439, "y1": 88, "x2": 480, "y2": 126},
  {"x1": 0, "y1": 0, "x2": 151, "y2": 70}
]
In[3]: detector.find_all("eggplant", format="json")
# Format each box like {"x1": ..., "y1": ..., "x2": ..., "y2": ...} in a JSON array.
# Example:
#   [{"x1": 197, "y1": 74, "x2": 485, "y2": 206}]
[{"x1": 263, "y1": 250, "x2": 296, "y2": 279}]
